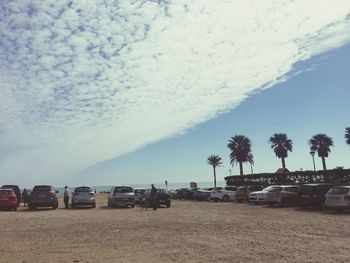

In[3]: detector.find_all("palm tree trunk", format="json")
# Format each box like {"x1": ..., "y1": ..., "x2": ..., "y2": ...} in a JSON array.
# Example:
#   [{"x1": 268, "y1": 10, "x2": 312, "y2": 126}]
[
  {"x1": 239, "y1": 162, "x2": 243, "y2": 176},
  {"x1": 321, "y1": 157, "x2": 327, "y2": 170},
  {"x1": 281, "y1": 158, "x2": 286, "y2": 169},
  {"x1": 213, "y1": 166, "x2": 217, "y2": 188}
]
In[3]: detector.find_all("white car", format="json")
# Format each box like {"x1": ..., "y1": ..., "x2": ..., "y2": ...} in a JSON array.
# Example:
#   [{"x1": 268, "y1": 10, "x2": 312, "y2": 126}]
[
  {"x1": 249, "y1": 186, "x2": 276, "y2": 204},
  {"x1": 210, "y1": 186, "x2": 237, "y2": 202},
  {"x1": 71, "y1": 186, "x2": 96, "y2": 208},
  {"x1": 325, "y1": 186, "x2": 350, "y2": 211}
]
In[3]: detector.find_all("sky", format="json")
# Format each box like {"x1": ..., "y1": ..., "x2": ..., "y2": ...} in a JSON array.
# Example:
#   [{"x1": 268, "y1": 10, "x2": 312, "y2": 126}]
[{"x1": 0, "y1": 0, "x2": 350, "y2": 187}]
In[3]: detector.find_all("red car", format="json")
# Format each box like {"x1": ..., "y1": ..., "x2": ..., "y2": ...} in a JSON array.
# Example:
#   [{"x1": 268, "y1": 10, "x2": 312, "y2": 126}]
[{"x1": 0, "y1": 189, "x2": 18, "y2": 211}]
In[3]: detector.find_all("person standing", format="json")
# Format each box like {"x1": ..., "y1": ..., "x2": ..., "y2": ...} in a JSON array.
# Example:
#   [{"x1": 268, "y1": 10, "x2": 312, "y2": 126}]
[
  {"x1": 63, "y1": 186, "x2": 69, "y2": 209},
  {"x1": 150, "y1": 184, "x2": 158, "y2": 210},
  {"x1": 22, "y1": 188, "x2": 28, "y2": 207}
]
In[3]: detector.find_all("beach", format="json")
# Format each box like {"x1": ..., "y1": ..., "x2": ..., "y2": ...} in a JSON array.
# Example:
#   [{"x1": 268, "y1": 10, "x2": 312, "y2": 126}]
[{"x1": 0, "y1": 194, "x2": 349, "y2": 263}]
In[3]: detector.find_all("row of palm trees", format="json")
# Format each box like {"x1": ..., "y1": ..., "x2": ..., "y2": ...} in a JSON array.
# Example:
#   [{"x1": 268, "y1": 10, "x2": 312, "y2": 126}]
[{"x1": 207, "y1": 127, "x2": 350, "y2": 187}]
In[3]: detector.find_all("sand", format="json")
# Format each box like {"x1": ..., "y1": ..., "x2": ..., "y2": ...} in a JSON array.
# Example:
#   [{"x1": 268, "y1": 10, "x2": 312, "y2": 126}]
[{"x1": 0, "y1": 194, "x2": 349, "y2": 263}]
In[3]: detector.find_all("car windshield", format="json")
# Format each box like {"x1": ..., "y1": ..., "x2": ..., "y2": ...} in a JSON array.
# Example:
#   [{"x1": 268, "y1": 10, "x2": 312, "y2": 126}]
[
  {"x1": 114, "y1": 187, "x2": 133, "y2": 193},
  {"x1": 262, "y1": 186, "x2": 275, "y2": 191},
  {"x1": 0, "y1": 189, "x2": 14, "y2": 195},
  {"x1": 33, "y1": 186, "x2": 52, "y2": 192},
  {"x1": 75, "y1": 187, "x2": 92, "y2": 192},
  {"x1": 328, "y1": 187, "x2": 349, "y2": 195},
  {"x1": 237, "y1": 186, "x2": 246, "y2": 190}
]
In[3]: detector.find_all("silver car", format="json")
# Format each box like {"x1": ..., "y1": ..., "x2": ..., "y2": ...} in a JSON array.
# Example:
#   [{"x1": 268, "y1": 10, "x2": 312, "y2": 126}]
[
  {"x1": 71, "y1": 186, "x2": 96, "y2": 208},
  {"x1": 108, "y1": 186, "x2": 135, "y2": 208},
  {"x1": 325, "y1": 186, "x2": 350, "y2": 211}
]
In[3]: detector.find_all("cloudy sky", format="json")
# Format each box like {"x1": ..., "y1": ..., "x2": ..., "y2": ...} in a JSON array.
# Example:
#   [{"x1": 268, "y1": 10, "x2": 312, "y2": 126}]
[{"x1": 1, "y1": 0, "x2": 350, "y2": 187}]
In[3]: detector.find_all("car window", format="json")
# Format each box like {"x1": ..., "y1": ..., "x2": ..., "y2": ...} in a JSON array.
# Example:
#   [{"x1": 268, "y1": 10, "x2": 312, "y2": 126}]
[
  {"x1": 33, "y1": 186, "x2": 52, "y2": 192},
  {"x1": 238, "y1": 186, "x2": 247, "y2": 191},
  {"x1": 0, "y1": 189, "x2": 14, "y2": 195},
  {"x1": 114, "y1": 187, "x2": 133, "y2": 193},
  {"x1": 75, "y1": 187, "x2": 92, "y2": 192},
  {"x1": 283, "y1": 187, "x2": 298, "y2": 192},
  {"x1": 267, "y1": 187, "x2": 282, "y2": 192},
  {"x1": 328, "y1": 187, "x2": 349, "y2": 195},
  {"x1": 225, "y1": 186, "x2": 237, "y2": 191}
]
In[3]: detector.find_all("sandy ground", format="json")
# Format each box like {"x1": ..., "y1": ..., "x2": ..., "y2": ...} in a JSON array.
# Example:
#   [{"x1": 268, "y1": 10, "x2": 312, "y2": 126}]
[{"x1": 0, "y1": 194, "x2": 350, "y2": 263}]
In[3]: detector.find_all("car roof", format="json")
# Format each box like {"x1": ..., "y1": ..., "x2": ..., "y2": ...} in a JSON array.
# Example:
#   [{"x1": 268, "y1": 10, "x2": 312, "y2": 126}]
[{"x1": 301, "y1": 184, "x2": 334, "y2": 186}]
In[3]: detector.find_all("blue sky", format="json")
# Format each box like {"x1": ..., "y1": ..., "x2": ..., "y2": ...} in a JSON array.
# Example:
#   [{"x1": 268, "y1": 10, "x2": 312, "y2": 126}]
[{"x1": 0, "y1": 1, "x2": 350, "y2": 186}]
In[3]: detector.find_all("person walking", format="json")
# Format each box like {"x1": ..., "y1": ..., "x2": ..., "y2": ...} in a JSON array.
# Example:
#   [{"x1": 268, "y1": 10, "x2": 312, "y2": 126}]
[
  {"x1": 150, "y1": 184, "x2": 158, "y2": 210},
  {"x1": 63, "y1": 186, "x2": 69, "y2": 209}
]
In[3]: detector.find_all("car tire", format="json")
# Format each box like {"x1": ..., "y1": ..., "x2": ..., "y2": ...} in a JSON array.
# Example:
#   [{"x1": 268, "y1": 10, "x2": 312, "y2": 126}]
[
  {"x1": 131, "y1": 205, "x2": 135, "y2": 208},
  {"x1": 13, "y1": 206, "x2": 17, "y2": 211},
  {"x1": 166, "y1": 202, "x2": 171, "y2": 208},
  {"x1": 223, "y1": 195, "x2": 230, "y2": 202},
  {"x1": 92, "y1": 203, "x2": 96, "y2": 208}
]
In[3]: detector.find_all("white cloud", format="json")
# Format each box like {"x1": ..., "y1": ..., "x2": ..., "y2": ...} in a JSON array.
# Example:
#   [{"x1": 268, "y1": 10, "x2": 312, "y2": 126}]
[{"x1": 0, "y1": 0, "x2": 349, "y2": 184}]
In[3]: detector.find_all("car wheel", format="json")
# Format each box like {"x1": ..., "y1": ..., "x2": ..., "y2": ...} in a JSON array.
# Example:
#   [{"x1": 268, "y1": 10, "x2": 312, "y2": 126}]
[
  {"x1": 92, "y1": 203, "x2": 96, "y2": 208},
  {"x1": 223, "y1": 195, "x2": 230, "y2": 202},
  {"x1": 13, "y1": 206, "x2": 17, "y2": 211},
  {"x1": 131, "y1": 205, "x2": 135, "y2": 208},
  {"x1": 166, "y1": 202, "x2": 171, "y2": 208}
]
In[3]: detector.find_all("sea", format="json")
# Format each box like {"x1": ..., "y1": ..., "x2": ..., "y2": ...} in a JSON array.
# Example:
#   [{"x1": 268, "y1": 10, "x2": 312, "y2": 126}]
[{"x1": 54, "y1": 181, "x2": 226, "y2": 197}]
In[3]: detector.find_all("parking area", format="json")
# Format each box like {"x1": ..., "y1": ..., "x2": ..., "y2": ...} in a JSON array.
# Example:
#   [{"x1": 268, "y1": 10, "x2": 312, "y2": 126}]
[{"x1": 0, "y1": 195, "x2": 350, "y2": 263}]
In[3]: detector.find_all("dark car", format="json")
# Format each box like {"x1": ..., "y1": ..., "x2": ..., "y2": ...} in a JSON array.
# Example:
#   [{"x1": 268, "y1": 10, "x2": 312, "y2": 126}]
[
  {"x1": 176, "y1": 188, "x2": 197, "y2": 200},
  {"x1": 144, "y1": 189, "x2": 171, "y2": 208},
  {"x1": 28, "y1": 185, "x2": 59, "y2": 210},
  {"x1": 298, "y1": 184, "x2": 334, "y2": 209},
  {"x1": 1, "y1": 185, "x2": 21, "y2": 206},
  {"x1": 193, "y1": 188, "x2": 214, "y2": 201}
]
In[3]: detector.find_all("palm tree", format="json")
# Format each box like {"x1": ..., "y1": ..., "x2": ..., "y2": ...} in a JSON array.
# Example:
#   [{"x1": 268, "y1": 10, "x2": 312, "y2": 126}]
[
  {"x1": 207, "y1": 154, "x2": 223, "y2": 188},
  {"x1": 227, "y1": 135, "x2": 254, "y2": 176},
  {"x1": 309, "y1": 134, "x2": 334, "y2": 170},
  {"x1": 345, "y1": 127, "x2": 350, "y2": 145},
  {"x1": 269, "y1": 133, "x2": 293, "y2": 169}
]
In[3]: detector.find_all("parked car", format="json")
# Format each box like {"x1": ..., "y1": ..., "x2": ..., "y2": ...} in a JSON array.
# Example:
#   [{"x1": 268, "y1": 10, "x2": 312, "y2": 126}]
[
  {"x1": 298, "y1": 184, "x2": 334, "y2": 209},
  {"x1": 0, "y1": 188, "x2": 18, "y2": 211},
  {"x1": 1, "y1": 185, "x2": 21, "y2": 206},
  {"x1": 134, "y1": 188, "x2": 146, "y2": 204},
  {"x1": 325, "y1": 186, "x2": 350, "y2": 211},
  {"x1": 265, "y1": 185, "x2": 300, "y2": 206},
  {"x1": 108, "y1": 186, "x2": 135, "y2": 208},
  {"x1": 71, "y1": 186, "x2": 96, "y2": 208},
  {"x1": 249, "y1": 186, "x2": 277, "y2": 204},
  {"x1": 168, "y1": 189, "x2": 180, "y2": 199},
  {"x1": 235, "y1": 185, "x2": 263, "y2": 202},
  {"x1": 143, "y1": 188, "x2": 171, "y2": 208},
  {"x1": 176, "y1": 188, "x2": 197, "y2": 200},
  {"x1": 210, "y1": 186, "x2": 238, "y2": 202},
  {"x1": 193, "y1": 188, "x2": 213, "y2": 201},
  {"x1": 28, "y1": 185, "x2": 59, "y2": 210}
]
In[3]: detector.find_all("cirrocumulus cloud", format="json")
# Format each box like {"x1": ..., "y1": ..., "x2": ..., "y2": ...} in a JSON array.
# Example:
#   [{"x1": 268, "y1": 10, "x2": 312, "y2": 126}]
[{"x1": 0, "y1": 0, "x2": 350, "y2": 183}]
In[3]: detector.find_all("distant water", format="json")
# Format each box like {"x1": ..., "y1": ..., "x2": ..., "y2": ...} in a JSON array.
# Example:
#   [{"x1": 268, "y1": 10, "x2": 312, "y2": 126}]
[{"x1": 54, "y1": 181, "x2": 225, "y2": 197}]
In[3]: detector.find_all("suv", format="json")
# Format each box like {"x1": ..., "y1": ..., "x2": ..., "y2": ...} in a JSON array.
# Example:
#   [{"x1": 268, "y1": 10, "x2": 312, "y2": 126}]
[
  {"x1": 71, "y1": 186, "x2": 96, "y2": 208},
  {"x1": 28, "y1": 185, "x2": 59, "y2": 210},
  {"x1": 265, "y1": 185, "x2": 300, "y2": 206},
  {"x1": 108, "y1": 186, "x2": 135, "y2": 208},
  {"x1": 235, "y1": 185, "x2": 263, "y2": 202},
  {"x1": 298, "y1": 184, "x2": 334, "y2": 209},
  {"x1": 143, "y1": 189, "x2": 171, "y2": 208},
  {"x1": 1, "y1": 185, "x2": 21, "y2": 207},
  {"x1": 210, "y1": 186, "x2": 237, "y2": 202}
]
